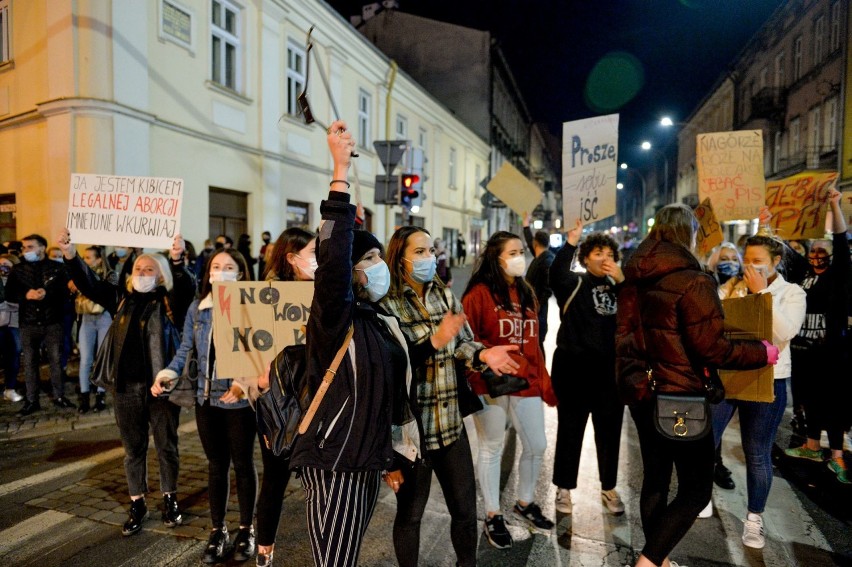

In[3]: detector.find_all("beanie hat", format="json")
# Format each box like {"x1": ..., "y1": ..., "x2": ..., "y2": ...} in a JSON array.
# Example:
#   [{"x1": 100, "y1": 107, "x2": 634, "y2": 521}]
[{"x1": 351, "y1": 230, "x2": 383, "y2": 264}]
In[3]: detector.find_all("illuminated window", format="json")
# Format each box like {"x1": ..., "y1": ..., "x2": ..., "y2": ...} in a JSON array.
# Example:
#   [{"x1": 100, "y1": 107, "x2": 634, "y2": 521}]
[
  {"x1": 357, "y1": 90, "x2": 371, "y2": 148},
  {"x1": 211, "y1": 0, "x2": 241, "y2": 91}
]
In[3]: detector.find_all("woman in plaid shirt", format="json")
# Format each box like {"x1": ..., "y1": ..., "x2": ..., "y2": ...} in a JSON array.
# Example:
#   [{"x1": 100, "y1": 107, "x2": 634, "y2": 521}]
[{"x1": 381, "y1": 226, "x2": 520, "y2": 567}]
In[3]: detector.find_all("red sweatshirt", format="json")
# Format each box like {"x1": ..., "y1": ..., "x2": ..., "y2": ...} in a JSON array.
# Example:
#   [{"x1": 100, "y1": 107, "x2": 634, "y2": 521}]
[{"x1": 462, "y1": 283, "x2": 549, "y2": 398}]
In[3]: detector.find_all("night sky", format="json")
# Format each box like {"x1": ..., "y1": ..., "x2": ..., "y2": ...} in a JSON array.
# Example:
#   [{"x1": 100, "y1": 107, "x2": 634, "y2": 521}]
[{"x1": 326, "y1": 0, "x2": 785, "y2": 171}]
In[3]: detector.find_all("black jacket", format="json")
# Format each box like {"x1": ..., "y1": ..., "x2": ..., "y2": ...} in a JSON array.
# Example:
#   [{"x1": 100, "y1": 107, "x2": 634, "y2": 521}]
[
  {"x1": 5, "y1": 258, "x2": 70, "y2": 326},
  {"x1": 523, "y1": 227, "x2": 555, "y2": 312}
]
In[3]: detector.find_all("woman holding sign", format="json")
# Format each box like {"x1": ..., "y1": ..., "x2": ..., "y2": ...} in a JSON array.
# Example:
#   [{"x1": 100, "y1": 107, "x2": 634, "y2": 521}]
[
  {"x1": 152, "y1": 248, "x2": 259, "y2": 564},
  {"x1": 57, "y1": 229, "x2": 195, "y2": 538}
]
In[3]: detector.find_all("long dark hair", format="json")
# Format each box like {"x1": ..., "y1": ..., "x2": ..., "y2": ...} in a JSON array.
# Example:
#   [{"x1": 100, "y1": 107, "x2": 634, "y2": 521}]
[
  {"x1": 262, "y1": 228, "x2": 315, "y2": 281},
  {"x1": 198, "y1": 249, "x2": 250, "y2": 298},
  {"x1": 648, "y1": 203, "x2": 698, "y2": 252},
  {"x1": 385, "y1": 225, "x2": 438, "y2": 299},
  {"x1": 463, "y1": 231, "x2": 537, "y2": 315}
]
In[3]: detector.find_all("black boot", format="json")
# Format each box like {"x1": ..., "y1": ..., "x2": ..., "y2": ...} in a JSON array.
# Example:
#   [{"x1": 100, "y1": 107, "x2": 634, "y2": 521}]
[
  {"x1": 78, "y1": 392, "x2": 91, "y2": 414},
  {"x1": 232, "y1": 525, "x2": 256, "y2": 562},
  {"x1": 122, "y1": 498, "x2": 148, "y2": 536},
  {"x1": 162, "y1": 493, "x2": 183, "y2": 527},
  {"x1": 202, "y1": 526, "x2": 230, "y2": 564},
  {"x1": 93, "y1": 392, "x2": 107, "y2": 412},
  {"x1": 714, "y1": 447, "x2": 735, "y2": 490}
]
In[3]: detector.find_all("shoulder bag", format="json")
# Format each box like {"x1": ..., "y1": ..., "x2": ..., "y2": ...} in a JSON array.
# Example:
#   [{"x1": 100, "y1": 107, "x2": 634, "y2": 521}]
[
  {"x1": 164, "y1": 345, "x2": 198, "y2": 408},
  {"x1": 482, "y1": 300, "x2": 529, "y2": 398}
]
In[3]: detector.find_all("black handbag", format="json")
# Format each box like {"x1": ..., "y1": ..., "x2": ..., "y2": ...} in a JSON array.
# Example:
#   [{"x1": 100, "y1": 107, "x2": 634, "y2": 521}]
[
  {"x1": 164, "y1": 346, "x2": 198, "y2": 408},
  {"x1": 482, "y1": 368, "x2": 529, "y2": 398},
  {"x1": 649, "y1": 369, "x2": 711, "y2": 441}
]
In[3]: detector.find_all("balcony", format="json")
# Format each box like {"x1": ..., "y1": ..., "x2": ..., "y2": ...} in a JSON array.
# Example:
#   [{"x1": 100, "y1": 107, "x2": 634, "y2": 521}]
[
  {"x1": 749, "y1": 87, "x2": 786, "y2": 121},
  {"x1": 774, "y1": 145, "x2": 838, "y2": 176}
]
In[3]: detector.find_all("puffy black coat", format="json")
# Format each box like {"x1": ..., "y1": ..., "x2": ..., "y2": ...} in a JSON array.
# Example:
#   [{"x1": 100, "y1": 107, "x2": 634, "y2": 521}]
[
  {"x1": 616, "y1": 238, "x2": 767, "y2": 405},
  {"x1": 5, "y1": 259, "x2": 70, "y2": 326}
]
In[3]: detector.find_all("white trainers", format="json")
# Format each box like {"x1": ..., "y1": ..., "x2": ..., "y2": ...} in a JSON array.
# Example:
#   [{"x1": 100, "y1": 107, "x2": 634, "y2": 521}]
[
  {"x1": 4, "y1": 389, "x2": 23, "y2": 403},
  {"x1": 555, "y1": 488, "x2": 572, "y2": 514},
  {"x1": 601, "y1": 489, "x2": 625, "y2": 515},
  {"x1": 697, "y1": 500, "x2": 713, "y2": 518},
  {"x1": 742, "y1": 512, "x2": 765, "y2": 549}
]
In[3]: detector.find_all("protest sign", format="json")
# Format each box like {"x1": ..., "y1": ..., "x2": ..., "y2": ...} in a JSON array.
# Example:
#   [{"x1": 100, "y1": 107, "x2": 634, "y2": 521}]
[
  {"x1": 764, "y1": 171, "x2": 838, "y2": 240},
  {"x1": 212, "y1": 281, "x2": 314, "y2": 379},
  {"x1": 562, "y1": 114, "x2": 618, "y2": 224},
  {"x1": 719, "y1": 293, "x2": 774, "y2": 403},
  {"x1": 694, "y1": 198, "x2": 723, "y2": 257},
  {"x1": 67, "y1": 174, "x2": 184, "y2": 249},
  {"x1": 696, "y1": 130, "x2": 764, "y2": 221},
  {"x1": 485, "y1": 162, "x2": 543, "y2": 217},
  {"x1": 841, "y1": 191, "x2": 852, "y2": 231}
]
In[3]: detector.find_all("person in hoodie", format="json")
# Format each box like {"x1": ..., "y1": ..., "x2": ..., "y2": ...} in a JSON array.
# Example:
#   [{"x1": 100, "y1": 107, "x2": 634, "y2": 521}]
[
  {"x1": 616, "y1": 204, "x2": 778, "y2": 567},
  {"x1": 286, "y1": 120, "x2": 421, "y2": 567}
]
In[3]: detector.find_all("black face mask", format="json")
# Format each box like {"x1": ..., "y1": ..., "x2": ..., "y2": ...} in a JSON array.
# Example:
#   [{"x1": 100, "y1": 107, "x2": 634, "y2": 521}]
[
  {"x1": 262, "y1": 237, "x2": 271, "y2": 244},
  {"x1": 808, "y1": 253, "x2": 831, "y2": 270}
]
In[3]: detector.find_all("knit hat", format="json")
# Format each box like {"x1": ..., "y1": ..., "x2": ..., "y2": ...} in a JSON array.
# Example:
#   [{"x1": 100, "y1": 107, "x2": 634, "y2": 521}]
[{"x1": 351, "y1": 230, "x2": 383, "y2": 264}]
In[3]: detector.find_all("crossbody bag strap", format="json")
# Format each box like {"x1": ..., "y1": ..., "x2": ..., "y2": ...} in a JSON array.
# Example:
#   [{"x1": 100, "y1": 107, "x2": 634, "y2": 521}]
[
  {"x1": 298, "y1": 324, "x2": 355, "y2": 434},
  {"x1": 561, "y1": 277, "x2": 583, "y2": 316}
]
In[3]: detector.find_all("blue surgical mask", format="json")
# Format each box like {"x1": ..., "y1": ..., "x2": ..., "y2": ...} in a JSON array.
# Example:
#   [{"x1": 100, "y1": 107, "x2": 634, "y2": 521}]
[
  {"x1": 115, "y1": 248, "x2": 128, "y2": 258},
  {"x1": 716, "y1": 261, "x2": 739, "y2": 278},
  {"x1": 359, "y1": 261, "x2": 391, "y2": 302},
  {"x1": 23, "y1": 251, "x2": 39, "y2": 263},
  {"x1": 405, "y1": 256, "x2": 437, "y2": 284}
]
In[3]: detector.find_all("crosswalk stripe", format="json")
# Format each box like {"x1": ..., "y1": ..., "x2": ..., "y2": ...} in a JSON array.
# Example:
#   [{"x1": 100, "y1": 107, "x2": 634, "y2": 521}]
[{"x1": 0, "y1": 510, "x2": 75, "y2": 555}]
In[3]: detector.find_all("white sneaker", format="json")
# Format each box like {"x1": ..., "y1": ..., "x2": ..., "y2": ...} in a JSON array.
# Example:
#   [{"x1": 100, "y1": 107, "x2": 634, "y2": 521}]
[
  {"x1": 742, "y1": 512, "x2": 765, "y2": 549},
  {"x1": 4, "y1": 389, "x2": 22, "y2": 403},
  {"x1": 697, "y1": 500, "x2": 713, "y2": 518},
  {"x1": 601, "y1": 488, "x2": 625, "y2": 515},
  {"x1": 555, "y1": 488, "x2": 572, "y2": 514}
]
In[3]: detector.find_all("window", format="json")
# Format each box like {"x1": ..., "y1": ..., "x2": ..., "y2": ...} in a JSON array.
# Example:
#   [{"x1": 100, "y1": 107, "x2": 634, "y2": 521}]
[
  {"x1": 773, "y1": 132, "x2": 782, "y2": 172},
  {"x1": 357, "y1": 89, "x2": 371, "y2": 148},
  {"x1": 813, "y1": 16, "x2": 825, "y2": 65},
  {"x1": 286, "y1": 200, "x2": 310, "y2": 229},
  {"x1": 286, "y1": 41, "x2": 305, "y2": 117},
  {"x1": 395, "y1": 114, "x2": 407, "y2": 140},
  {"x1": 759, "y1": 66, "x2": 768, "y2": 89},
  {"x1": 774, "y1": 52, "x2": 785, "y2": 88},
  {"x1": 0, "y1": 0, "x2": 9, "y2": 63},
  {"x1": 830, "y1": 2, "x2": 841, "y2": 52},
  {"x1": 474, "y1": 163, "x2": 482, "y2": 196},
  {"x1": 448, "y1": 147, "x2": 457, "y2": 189},
  {"x1": 789, "y1": 118, "x2": 801, "y2": 156},
  {"x1": 418, "y1": 127, "x2": 427, "y2": 150},
  {"x1": 808, "y1": 107, "x2": 821, "y2": 167},
  {"x1": 824, "y1": 97, "x2": 838, "y2": 149},
  {"x1": 211, "y1": 0, "x2": 240, "y2": 91},
  {"x1": 793, "y1": 36, "x2": 803, "y2": 80}
]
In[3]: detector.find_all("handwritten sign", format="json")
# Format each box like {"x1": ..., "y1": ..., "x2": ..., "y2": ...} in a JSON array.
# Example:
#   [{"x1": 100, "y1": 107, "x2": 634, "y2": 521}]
[
  {"x1": 764, "y1": 172, "x2": 837, "y2": 240},
  {"x1": 694, "y1": 198, "x2": 723, "y2": 257},
  {"x1": 485, "y1": 162, "x2": 543, "y2": 217},
  {"x1": 839, "y1": 192, "x2": 852, "y2": 232},
  {"x1": 561, "y1": 114, "x2": 618, "y2": 224},
  {"x1": 696, "y1": 130, "x2": 764, "y2": 221},
  {"x1": 67, "y1": 174, "x2": 183, "y2": 249},
  {"x1": 212, "y1": 281, "x2": 314, "y2": 379}
]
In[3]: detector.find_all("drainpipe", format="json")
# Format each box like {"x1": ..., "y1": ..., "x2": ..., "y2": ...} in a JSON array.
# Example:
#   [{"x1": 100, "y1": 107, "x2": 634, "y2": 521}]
[{"x1": 384, "y1": 60, "x2": 398, "y2": 239}]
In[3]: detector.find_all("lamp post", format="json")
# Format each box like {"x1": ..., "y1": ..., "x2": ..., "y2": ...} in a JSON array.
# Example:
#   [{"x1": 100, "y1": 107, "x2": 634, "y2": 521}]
[
  {"x1": 641, "y1": 141, "x2": 670, "y2": 206},
  {"x1": 621, "y1": 162, "x2": 647, "y2": 237}
]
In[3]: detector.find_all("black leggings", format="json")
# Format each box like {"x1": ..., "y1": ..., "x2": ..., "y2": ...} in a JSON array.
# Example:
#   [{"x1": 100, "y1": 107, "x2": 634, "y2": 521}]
[
  {"x1": 255, "y1": 439, "x2": 293, "y2": 546},
  {"x1": 791, "y1": 344, "x2": 850, "y2": 450},
  {"x1": 630, "y1": 402, "x2": 714, "y2": 566},
  {"x1": 195, "y1": 402, "x2": 258, "y2": 527}
]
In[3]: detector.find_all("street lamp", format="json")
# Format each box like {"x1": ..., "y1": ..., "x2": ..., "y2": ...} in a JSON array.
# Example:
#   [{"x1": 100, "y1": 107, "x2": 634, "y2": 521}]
[
  {"x1": 640, "y1": 141, "x2": 670, "y2": 206},
  {"x1": 621, "y1": 163, "x2": 647, "y2": 237}
]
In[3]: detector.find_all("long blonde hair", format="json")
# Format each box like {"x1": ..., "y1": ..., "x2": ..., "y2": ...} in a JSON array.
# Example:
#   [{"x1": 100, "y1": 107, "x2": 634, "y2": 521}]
[{"x1": 124, "y1": 253, "x2": 174, "y2": 292}]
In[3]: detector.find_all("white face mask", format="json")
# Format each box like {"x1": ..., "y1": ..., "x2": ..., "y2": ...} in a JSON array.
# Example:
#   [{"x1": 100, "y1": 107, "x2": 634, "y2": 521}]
[
  {"x1": 209, "y1": 270, "x2": 240, "y2": 284},
  {"x1": 295, "y1": 255, "x2": 318, "y2": 280},
  {"x1": 132, "y1": 275, "x2": 158, "y2": 293},
  {"x1": 502, "y1": 255, "x2": 526, "y2": 278}
]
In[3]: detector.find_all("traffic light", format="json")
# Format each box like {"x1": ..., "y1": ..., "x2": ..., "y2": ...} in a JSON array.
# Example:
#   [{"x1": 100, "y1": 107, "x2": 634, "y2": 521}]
[
  {"x1": 373, "y1": 140, "x2": 410, "y2": 205},
  {"x1": 400, "y1": 173, "x2": 420, "y2": 207}
]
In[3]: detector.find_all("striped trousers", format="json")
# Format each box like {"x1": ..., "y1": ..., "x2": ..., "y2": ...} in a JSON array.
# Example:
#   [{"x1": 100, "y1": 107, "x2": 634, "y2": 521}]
[{"x1": 300, "y1": 467, "x2": 381, "y2": 567}]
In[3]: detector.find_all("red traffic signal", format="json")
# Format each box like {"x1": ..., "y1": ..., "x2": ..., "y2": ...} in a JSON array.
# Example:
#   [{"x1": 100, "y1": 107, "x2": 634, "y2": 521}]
[{"x1": 401, "y1": 174, "x2": 420, "y2": 190}]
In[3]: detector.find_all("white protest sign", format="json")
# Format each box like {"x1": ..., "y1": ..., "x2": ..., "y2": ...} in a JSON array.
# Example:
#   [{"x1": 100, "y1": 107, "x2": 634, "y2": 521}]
[
  {"x1": 67, "y1": 174, "x2": 184, "y2": 249},
  {"x1": 561, "y1": 114, "x2": 619, "y2": 224}
]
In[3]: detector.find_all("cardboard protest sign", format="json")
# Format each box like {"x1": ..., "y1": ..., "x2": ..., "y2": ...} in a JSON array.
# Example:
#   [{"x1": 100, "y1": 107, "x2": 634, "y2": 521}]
[
  {"x1": 562, "y1": 114, "x2": 618, "y2": 224},
  {"x1": 696, "y1": 130, "x2": 764, "y2": 221},
  {"x1": 694, "y1": 198, "x2": 723, "y2": 257},
  {"x1": 764, "y1": 171, "x2": 838, "y2": 240},
  {"x1": 67, "y1": 174, "x2": 183, "y2": 249},
  {"x1": 212, "y1": 281, "x2": 314, "y2": 379},
  {"x1": 841, "y1": 191, "x2": 852, "y2": 231},
  {"x1": 719, "y1": 293, "x2": 774, "y2": 402},
  {"x1": 486, "y1": 162, "x2": 543, "y2": 217}
]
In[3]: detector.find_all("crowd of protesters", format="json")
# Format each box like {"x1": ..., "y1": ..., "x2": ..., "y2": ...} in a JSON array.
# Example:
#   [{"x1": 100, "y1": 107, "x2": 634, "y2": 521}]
[{"x1": 1, "y1": 121, "x2": 849, "y2": 567}]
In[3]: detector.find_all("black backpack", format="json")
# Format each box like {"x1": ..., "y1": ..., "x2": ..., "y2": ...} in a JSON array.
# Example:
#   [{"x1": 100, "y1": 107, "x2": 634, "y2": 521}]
[{"x1": 255, "y1": 345, "x2": 310, "y2": 458}]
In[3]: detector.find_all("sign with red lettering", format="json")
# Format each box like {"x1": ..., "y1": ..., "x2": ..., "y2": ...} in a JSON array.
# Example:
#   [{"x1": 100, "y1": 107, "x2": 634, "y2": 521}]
[
  {"x1": 694, "y1": 198, "x2": 723, "y2": 257},
  {"x1": 764, "y1": 172, "x2": 838, "y2": 240},
  {"x1": 66, "y1": 173, "x2": 184, "y2": 249},
  {"x1": 562, "y1": 114, "x2": 618, "y2": 224},
  {"x1": 696, "y1": 130, "x2": 765, "y2": 221}
]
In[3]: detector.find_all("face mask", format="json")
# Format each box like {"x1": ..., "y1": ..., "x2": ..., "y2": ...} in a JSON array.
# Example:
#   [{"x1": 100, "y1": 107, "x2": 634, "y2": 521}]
[
  {"x1": 115, "y1": 248, "x2": 128, "y2": 258},
  {"x1": 808, "y1": 254, "x2": 831, "y2": 270},
  {"x1": 359, "y1": 261, "x2": 391, "y2": 302},
  {"x1": 295, "y1": 255, "x2": 318, "y2": 280},
  {"x1": 132, "y1": 275, "x2": 158, "y2": 293},
  {"x1": 716, "y1": 261, "x2": 739, "y2": 278},
  {"x1": 749, "y1": 264, "x2": 770, "y2": 278},
  {"x1": 405, "y1": 256, "x2": 437, "y2": 284},
  {"x1": 0, "y1": 265, "x2": 11, "y2": 277},
  {"x1": 23, "y1": 251, "x2": 39, "y2": 263},
  {"x1": 209, "y1": 271, "x2": 240, "y2": 284},
  {"x1": 502, "y1": 255, "x2": 526, "y2": 278},
  {"x1": 50, "y1": 257, "x2": 63, "y2": 263},
  {"x1": 263, "y1": 237, "x2": 271, "y2": 244}
]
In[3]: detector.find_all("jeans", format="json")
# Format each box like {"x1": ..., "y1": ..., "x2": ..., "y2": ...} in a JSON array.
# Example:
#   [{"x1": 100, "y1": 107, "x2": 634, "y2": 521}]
[
  {"x1": 21, "y1": 323, "x2": 64, "y2": 401},
  {"x1": 195, "y1": 401, "x2": 257, "y2": 527},
  {"x1": 630, "y1": 401, "x2": 714, "y2": 566},
  {"x1": 77, "y1": 312, "x2": 111, "y2": 394},
  {"x1": 256, "y1": 439, "x2": 293, "y2": 546},
  {"x1": 472, "y1": 395, "x2": 547, "y2": 511},
  {"x1": 0, "y1": 325, "x2": 21, "y2": 391},
  {"x1": 711, "y1": 379, "x2": 787, "y2": 514},
  {"x1": 113, "y1": 382, "x2": 181, "y2": 496},
  {"x1": 393, "y1": 428, "x2": 477, "y2": 567}
]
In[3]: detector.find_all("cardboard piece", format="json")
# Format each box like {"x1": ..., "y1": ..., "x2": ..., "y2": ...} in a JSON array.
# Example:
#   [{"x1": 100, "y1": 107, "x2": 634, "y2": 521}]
[
  {"x1": 694, "y1": 198, "x2": 723, "y2": 257},
  {"x1": 696, "y1": 130, "x2": 765, "y2": 221},
  {"x1": 486, "y1": 162, "x2": 543, "y2": 217},
  {"x1": 212, "y1": 281, "x2": 314, "y2": 378},
  {"x1": 719, "y1": 293, "x2": 774, "y2": 402},
  {"x1": 764, "y1": 172, "x2": 838, "y2": 240},
  {"x1": 561, "y1": 113, "x2": 619, "y2": 224},
  {"x1": 841, "y1": 191, "x2": 852, "y2": 233}
]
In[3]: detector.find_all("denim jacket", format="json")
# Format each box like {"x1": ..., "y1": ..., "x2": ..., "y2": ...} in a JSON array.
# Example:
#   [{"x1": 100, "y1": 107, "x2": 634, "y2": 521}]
[{"x1": 167, "y1": 296, "x2": 249, "y2": 409}]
